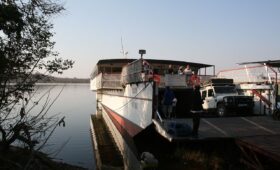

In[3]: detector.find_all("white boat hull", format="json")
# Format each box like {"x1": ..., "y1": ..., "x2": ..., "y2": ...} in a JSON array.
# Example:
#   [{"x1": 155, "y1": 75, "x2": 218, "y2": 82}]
[{"x1": 99, "y1": 82, "x2": 154, "y2": 137}]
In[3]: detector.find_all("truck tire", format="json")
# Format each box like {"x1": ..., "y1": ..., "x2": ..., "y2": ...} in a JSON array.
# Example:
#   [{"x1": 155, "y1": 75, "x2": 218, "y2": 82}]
[
  {"x1": 217, "y1": 104, "x2": 226, "y2": 117},
  {"x1": 246, "y1": 108, "x2": 254, "y2": 115}
]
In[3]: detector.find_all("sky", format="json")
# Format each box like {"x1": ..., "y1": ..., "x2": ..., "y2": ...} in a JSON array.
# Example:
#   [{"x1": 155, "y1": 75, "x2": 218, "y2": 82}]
[{"x1": 52, "y1": 0, "x2": 280, "y2": 78}]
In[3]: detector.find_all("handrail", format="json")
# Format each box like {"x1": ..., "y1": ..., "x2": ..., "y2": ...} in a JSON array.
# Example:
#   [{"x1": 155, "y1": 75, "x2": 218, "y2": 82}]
[
  {"x1": 252, "y1": 89, "x2": 272, "y2": 107},
  {"x1": 156, "y1": 110, "x2": 163, "y2": 123}
]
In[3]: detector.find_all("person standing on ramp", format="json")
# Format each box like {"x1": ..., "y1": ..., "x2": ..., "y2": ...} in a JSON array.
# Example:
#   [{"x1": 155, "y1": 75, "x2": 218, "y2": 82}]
[{"x1": 191, "y1": 85, "x2": 203, "y2": 137}]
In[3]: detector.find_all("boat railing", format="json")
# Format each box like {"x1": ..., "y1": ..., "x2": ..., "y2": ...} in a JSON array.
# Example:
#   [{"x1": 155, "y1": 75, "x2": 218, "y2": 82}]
[
  {"x1": 119, "y1": 71, "x2": 214, "y2": 88},
  {"x1": 121, "y1": 59, "x2": 153, "y2": 85},
  {"x1": 94, "y1": 73, "x2": 122, "y2": 89},
  {"x1": 163, "y1": 74, "x2": 187, "y2": 87},
  {"x1": 157, "y1": 74, "x2": 214, "y2": 88}
]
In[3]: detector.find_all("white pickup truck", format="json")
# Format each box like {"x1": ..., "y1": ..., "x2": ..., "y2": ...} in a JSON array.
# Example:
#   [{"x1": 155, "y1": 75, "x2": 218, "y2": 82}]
[{"x1": 200, "y1": 78, "x2": 254, "y2": 116}]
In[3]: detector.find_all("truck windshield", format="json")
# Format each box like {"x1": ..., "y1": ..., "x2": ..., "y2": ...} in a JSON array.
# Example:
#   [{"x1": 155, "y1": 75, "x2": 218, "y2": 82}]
[{"x1": 214, "y1": 86, "x2": 236, "y2": 94}]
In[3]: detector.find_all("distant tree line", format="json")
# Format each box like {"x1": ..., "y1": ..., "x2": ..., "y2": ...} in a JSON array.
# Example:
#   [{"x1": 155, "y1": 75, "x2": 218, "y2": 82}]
[{"x1": 35, "y1": 74, "x2": 90, "y2": 83}]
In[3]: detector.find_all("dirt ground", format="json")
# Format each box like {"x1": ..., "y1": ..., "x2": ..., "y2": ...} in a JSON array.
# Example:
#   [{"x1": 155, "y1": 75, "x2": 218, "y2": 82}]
[{"x1": 0, "y1": 146, "x2": 86, "y2": 170}]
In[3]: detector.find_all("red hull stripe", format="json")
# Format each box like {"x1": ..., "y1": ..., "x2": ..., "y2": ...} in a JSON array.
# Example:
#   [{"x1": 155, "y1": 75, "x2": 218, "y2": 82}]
[
  {"x1": 97, "y1": 92, "x2": 152, "y2": 101},
  {"x1": 102, "y1": 104, "x2": 143, "y2": 137}
]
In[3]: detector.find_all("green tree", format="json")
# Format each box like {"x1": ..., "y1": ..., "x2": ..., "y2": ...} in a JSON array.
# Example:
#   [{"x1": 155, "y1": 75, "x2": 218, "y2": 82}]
[{"x1": 0, "y1": 0, "x2": 74, "y2": 151}]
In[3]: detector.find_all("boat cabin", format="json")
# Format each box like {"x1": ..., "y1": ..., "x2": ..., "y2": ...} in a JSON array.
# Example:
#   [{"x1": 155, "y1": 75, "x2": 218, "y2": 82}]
[
  {"x1": 90, "y1": 58, "x2": 214, "y2": 89},
  {"x1": 90, "y1": 58, "x2": 214, "y2": 118}
]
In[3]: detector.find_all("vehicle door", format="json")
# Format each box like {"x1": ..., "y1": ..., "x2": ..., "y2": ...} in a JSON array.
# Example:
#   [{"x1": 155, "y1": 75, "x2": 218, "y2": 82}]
[{"x1": 203, "y1": 88, "x2": 216, "y2": 109}]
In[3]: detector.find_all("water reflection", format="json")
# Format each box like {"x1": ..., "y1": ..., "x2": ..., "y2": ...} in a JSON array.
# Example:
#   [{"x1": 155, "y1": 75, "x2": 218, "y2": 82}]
[{"x1": 33, "y1": 84, "x2": 96, "y2": 169}]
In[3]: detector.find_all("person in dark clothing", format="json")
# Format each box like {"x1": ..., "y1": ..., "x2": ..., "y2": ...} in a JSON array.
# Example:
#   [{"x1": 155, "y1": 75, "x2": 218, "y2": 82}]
[
  {"x1": 167, "y1": 65, "x2": 174, "y2": 74},
  {"x1": 163, "y1": 86, "x2": 175, "y2": 118},
  {"x1": 190, "y1": 85, "x2": 203, "y2": 137}
]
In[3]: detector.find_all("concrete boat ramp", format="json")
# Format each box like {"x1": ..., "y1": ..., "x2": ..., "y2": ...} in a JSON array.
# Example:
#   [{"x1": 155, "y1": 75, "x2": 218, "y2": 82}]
[
  {"x1": 199, "y1": 116, "x2": 278, "y2": 138},
  {"x1": 154, "y1": 116, "x2": 279, "y2": 140},
  {"x1": 153, "y1": 115, "x2": 280, "y2": 168}
]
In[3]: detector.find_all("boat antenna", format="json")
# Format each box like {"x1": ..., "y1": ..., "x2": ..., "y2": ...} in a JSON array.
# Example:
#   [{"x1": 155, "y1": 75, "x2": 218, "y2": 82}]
[
  {"x1": 139, "y1": 49, "x2": 146, "y2": 59},
  {"x1": 120, "y1": 36, "x2": 128, "y2": 58}
]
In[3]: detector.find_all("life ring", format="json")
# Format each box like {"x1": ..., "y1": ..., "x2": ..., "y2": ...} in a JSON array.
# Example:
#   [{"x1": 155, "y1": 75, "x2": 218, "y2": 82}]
[{"x1": 153, "y1": 74, "x2": 161, "y2": 85}]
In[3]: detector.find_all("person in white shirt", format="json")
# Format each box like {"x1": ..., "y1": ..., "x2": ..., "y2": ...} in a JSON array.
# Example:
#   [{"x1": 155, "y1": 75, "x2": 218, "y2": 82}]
[{"x1": 183, "y1": 65, "x2": 192, "y2": 75}]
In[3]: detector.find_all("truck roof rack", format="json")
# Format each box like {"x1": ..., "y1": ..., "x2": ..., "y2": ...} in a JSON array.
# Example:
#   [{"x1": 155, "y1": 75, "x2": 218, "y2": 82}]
[{"x1": 203, "y1": 78, "x2": 234, "y2": 87}]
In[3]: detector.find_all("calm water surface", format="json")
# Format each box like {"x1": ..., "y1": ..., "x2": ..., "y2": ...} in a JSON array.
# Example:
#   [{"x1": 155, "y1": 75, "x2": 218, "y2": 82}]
[{"x1": 34, "y1": 84, "x2": 96, "y2": 169}]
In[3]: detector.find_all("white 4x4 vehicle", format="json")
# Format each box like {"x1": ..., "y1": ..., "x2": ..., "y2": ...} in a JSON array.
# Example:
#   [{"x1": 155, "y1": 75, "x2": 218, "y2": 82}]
[{"x1": 200, "y1": 78, "x2": 254, "y2": 116}]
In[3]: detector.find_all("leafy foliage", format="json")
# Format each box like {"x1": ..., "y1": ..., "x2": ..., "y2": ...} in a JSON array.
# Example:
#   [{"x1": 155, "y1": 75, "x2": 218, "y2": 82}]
[{"x1": 0, "y1": 0, "x2": 74, "y2": 151}]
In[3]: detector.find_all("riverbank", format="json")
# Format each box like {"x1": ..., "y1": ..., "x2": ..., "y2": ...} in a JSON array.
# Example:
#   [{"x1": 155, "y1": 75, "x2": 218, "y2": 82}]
[{"x1": 0, "y1": 146, "x2": 86, "y2": 170}]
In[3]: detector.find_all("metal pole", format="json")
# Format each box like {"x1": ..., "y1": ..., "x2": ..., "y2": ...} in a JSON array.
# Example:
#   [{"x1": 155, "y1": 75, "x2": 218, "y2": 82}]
[
  {"x1": 267, "y1": 65, "x2": 278, "y2": 110},
  {"x1": 275, "y1": 72, "x2": 278, "y2": 109},
  {"x1": 245, "y1": 65, "x2": 251, "y2": 82}
]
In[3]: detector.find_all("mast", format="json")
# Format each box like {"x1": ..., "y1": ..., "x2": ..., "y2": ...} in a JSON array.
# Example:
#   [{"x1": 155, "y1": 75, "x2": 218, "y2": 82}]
[{"x1": 120, "y1": 37, "x2": 128, "y2": 59}]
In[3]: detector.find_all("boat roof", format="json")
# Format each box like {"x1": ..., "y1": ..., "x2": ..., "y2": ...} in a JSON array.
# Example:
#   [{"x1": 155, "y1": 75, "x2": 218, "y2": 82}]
[
  {"x1": 96, "y1": 58, "x2": 213, "y2": 68},
  {"x1": 238, "y1": 60, "x2": 280, "y2": 68}
]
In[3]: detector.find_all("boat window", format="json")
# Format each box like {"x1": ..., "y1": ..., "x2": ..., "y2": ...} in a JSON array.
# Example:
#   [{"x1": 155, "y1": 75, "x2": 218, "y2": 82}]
[
  {"x1": 208, "y1": 89, "x2": 214, "y2": 97},
  {"x1": 101, "y1": 67, "x2": 111, "y2": 73},
  {"x1": 112, "y1": 67, "x2": 122, "y2": 73},
  {"x1": 214, "y1": 86, "x2": 236, "y2": 94}
]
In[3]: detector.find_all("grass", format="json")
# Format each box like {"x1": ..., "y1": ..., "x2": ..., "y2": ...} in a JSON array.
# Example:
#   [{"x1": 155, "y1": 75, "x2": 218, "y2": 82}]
[{"x1": 153, "y1": 139, "x2": 247, "y2": 170}]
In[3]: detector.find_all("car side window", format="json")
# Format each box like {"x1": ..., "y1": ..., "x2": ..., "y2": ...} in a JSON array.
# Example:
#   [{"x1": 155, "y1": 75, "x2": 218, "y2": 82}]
[
  {"x1": 208, "y1": 89, "x2": 214, "y2": 97},
  {"x1": 201, "y1": 91, "x2": 206, "y2": 100}
]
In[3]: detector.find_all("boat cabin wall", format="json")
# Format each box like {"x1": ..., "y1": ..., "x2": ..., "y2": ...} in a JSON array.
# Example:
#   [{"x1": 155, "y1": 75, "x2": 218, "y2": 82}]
[{"x1": 90, "y1": 64, "x2": 124, "y2": 80}]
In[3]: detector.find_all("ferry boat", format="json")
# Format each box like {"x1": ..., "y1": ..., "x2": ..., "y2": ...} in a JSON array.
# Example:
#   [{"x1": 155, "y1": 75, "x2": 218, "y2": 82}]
[
  {"x1": 217, "y1": 60, "x2": 280, "y2": 115},
  {"x1": 90, "y1": 50, "x2": 214, "y2": 169}
]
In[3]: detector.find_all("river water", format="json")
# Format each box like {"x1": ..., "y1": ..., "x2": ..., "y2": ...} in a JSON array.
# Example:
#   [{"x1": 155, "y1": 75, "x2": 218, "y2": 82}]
[{"x1": 32, "y1": 84, "x2": 96, "y2": 169}]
